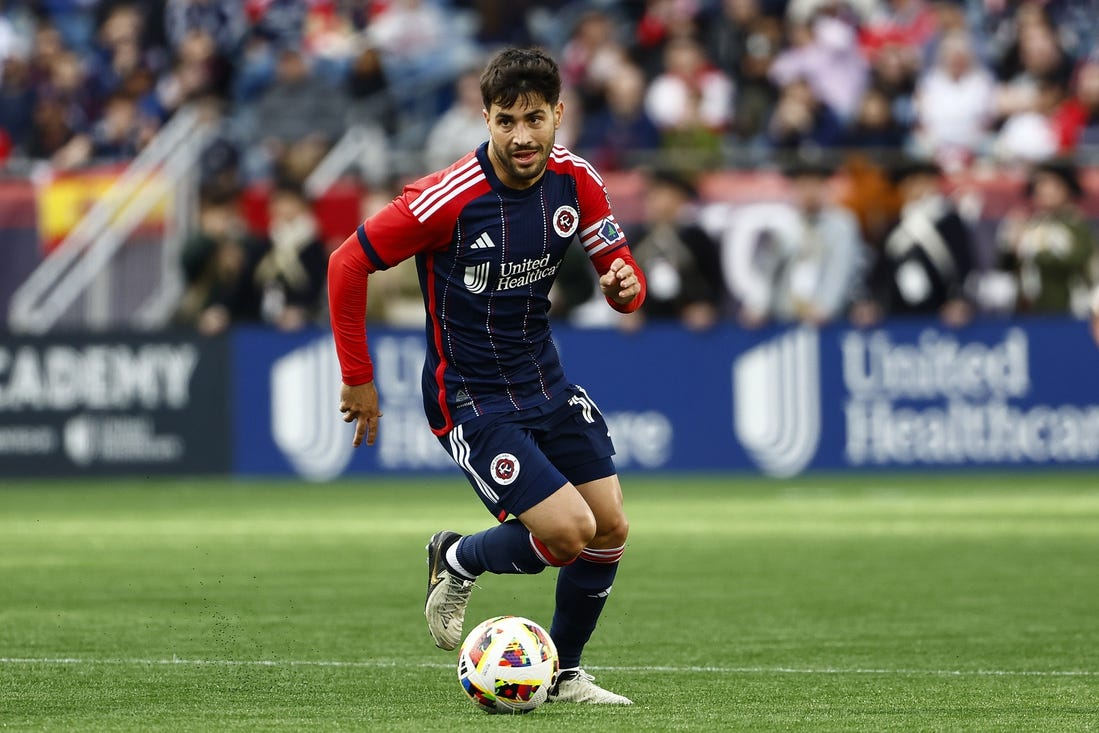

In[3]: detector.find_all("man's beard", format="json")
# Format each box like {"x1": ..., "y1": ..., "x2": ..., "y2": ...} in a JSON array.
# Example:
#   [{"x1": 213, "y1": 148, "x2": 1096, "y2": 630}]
[{"x1": 492, "y1": 140, "x2": 552, "y2": 184}]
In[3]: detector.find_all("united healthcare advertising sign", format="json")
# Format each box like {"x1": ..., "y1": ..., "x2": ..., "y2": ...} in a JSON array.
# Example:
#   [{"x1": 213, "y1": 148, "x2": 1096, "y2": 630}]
[{"x1": 233, "y1": 318, "x2": 1099, "y2": 480}]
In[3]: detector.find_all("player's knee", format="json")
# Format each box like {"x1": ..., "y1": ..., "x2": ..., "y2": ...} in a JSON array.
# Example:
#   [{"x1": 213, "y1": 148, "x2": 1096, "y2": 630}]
[
  {"x1": 543, "y1": 513, "x2": 596, "y2": 563},
  {"x1": 595, "y1": 513, "x2": 628, "y2": 548}
]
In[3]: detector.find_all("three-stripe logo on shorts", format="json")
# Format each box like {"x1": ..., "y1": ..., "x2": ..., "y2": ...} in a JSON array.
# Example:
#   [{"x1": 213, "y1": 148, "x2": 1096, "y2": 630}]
[{"x1": 448, "y1": 424, "x2": 499, "y2": 503}]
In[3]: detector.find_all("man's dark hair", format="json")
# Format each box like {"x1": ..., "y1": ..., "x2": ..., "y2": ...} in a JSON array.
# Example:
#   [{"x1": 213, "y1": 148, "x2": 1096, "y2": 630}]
[{"x1": 480, "y1": 47, "x2": 561, "y2": 110}]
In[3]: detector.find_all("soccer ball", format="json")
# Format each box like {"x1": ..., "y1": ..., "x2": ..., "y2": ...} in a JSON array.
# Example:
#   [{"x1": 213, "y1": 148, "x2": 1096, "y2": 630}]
[{"x1": 456, "y1": 615, "x2": 559, "y2": 714}]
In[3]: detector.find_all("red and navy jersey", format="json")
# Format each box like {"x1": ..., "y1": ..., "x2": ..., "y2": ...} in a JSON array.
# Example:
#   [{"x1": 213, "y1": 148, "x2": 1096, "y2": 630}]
[{"x1": 329, "y1": 143, "x2": 645, "y2": 436}]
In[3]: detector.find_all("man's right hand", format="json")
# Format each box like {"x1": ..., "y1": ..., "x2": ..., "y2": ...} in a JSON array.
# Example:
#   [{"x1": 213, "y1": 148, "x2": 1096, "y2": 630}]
[{"x1": 340, "y1": 381, "x2": 383, "y2": 447}]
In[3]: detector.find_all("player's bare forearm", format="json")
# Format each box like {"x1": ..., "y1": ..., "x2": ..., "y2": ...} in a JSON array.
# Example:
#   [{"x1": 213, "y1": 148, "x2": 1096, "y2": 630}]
[
  {"x1": 599, "y1": 257, "x2": 645, "y2": 311},
  {"x1": 340, "y1": 381, "x2": 383, "y2": 447}
]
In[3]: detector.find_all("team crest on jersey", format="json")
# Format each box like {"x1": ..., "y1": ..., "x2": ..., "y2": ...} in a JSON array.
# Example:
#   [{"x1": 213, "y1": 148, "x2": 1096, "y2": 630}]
[
  {"x1": 490, "y1": 453, "x2": 520, "y2": 485},
  {"x1": 597, "y1": 218, "x2": 623, "y2": 244},
  {"x1": 553, "y1": 205, "x2": 579, "y2": 238},
  {"x1": 463, "y1": 262, "x2": 490, "y2": 294}
]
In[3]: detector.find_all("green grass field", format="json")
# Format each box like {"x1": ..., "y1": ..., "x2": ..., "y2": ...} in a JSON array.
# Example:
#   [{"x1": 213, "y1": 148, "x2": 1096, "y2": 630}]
[{"x1": 2, "y1": 473, "x2": 1098, "y2": 731}]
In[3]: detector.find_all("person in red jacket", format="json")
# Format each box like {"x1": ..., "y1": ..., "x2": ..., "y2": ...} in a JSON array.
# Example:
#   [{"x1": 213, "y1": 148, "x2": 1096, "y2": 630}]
[{"x1": 327, "y1": 47, "x2": 645, "y2": 705}]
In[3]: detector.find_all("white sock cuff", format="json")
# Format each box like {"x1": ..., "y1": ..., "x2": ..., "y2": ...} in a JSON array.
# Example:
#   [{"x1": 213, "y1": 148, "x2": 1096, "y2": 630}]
[{"x1": 444, "y1": 540, "x2": 477, "y2": 581}]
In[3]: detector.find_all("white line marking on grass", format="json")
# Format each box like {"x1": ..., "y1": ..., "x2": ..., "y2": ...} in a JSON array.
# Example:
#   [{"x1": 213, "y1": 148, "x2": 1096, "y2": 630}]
[{"x1": 1, "y1": 658, "x2": 1096, "y2": 677}]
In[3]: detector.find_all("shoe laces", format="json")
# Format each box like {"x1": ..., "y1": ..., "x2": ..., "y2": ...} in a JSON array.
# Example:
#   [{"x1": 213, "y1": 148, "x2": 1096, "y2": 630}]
[
  {"x1": 438, "y1": 576, "x2": 477, "y2": 619},
  {"x1": 560, "y1": 668, "x2": 596, "y2": 685}
]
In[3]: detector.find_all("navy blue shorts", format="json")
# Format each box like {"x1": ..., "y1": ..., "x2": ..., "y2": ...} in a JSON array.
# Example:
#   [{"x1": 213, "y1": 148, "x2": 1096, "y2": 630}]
[{"x1": 438, "y1": 384, "x2": 617, "y2": 521}]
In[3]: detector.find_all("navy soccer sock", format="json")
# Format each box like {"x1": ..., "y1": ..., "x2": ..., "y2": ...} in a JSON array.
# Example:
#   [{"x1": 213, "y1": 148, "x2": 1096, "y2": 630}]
[
  {"x1": 449, "y1": 519, "x2": 567, "y2": 578},
  {"x1": 550, "y1": 545, "x2": 624, "y2": 670}
]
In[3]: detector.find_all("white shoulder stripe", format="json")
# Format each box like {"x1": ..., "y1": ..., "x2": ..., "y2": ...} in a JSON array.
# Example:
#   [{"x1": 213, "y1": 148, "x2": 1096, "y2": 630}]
[
  {"x1": 551, "y1": 148, "x2": 604, "y2": 187},
  {"x1": 414, "y1": 172, "x2": 486, "y2": 223},
  {"x1": 412, "y1": 158, "x2": 479, "y2": 210},
  {"x1": 410, "y1": 158, "x2": 482, "y2": 217}
]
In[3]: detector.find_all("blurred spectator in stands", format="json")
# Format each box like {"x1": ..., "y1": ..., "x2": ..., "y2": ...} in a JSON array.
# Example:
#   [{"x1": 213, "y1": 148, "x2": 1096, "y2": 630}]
[
  {"x1": 91, "y1": 91, "x2": 155, "y2": 156},
  {"x1": 153, "y1": 29, "x2": 221, "y2": 120},
  {"x1": 52, "y1": 91, "x2": 155, "y2": 168},
  {"x1": 869, "y1": 41, "x2": 921, "y2": 128},
  {"x1": 766, "y1": 77, "x2": 844, "y2": 151},
  {"x1": 997, "y1": 159, "x2": 1095, "y2": 315},
  {"x1": 177, "y1": 183, "x2": 265, "y2": 335},
  {"x1": 645, "y1": 36, "x2": 734, "y2": 163},
  {"x1": 165, "y1": 0, "x2": 244, "y2": 60},
  {"x1": 633, "y1": 0, "x2": 702, "y2": 70},
  {"x1": 251, "y1": 47, "x2": 348, "y2": 183},
  {"x1": 235, "y1": 0, "x2": 312, "y2": 104},
  {"x1": 993, "y1": 74, "x2": 1076, "y2": 162},
  {"x1": 469, "y1": 0, "x2": 536, "y2": 47},
  {"x1": 704, "y1": 0, "x2": 783, "y2": 141},
  {"x1": 92, "y1": 4, "x2": 159, "y2": 98},
  {"x1": 623, "y1": 168, "x2": 726, "y2": 330},
  {"x1": 346, "y1": 39, "x2": 396, "y2": 134},
  {"x1": 39, "y1": 0, "x2": 98, "y2": 54},
  {"x1": 344, "y1": 39, "x2": 397, "y2": 184},
  {"x1": 346, "y1": 40, "x2": 392, "y2": 118},
  {"x1": 842, "y1": 86, "x2": 910, "y2": 150},
  {"x1": 27, "y1": 94, "x2": 78, "y2": 162},
  {"x1": 237, "y1": 0, "x2": 357, "y2": 98},
  {"x1": 769, "y1": 14, "x2": 868, "y2": 121},
  {"x1": 253, "y1": 181, "x2": 329, "y2": 330},
  {"x1": 560, "y1": 9, "x2": 629, "y2": 119},
  {"x1": 859, "y1": 0, "x2": 938, "y2": 72},
  {"x1": 851, "y1": 158, "x2": 976, "y2": 327},
  {"x1": 0, "y1": 55, "x2": 34, "y2": 154},
  {"x1": 164, "y1": 0, "x2": 242, "y2": 99},
  {"x1": 424, "y1": 67, "x2": 487, "y2": 172},
  {"x1": 921, "y1": 0, "x2": 972, "y2": 63},
  {"x1": 365, "y1": 0, "x2": 475, "y2": 109},
  {"x1": 993, "y1": 19, "x2": 1073, "y2": 128},
  {"x1": 729, "y1": 159, "x2": 865, "y2": 327},
  {"x1": 839, "y1": 153, "x2": 904, "y2": 247},
  {"x1": 1059, "y1": 57, "x2": 1099, "y2": 149},
  {"x1": 786, "y1": 0, "x2": 877, "y2": 26},
  {"x1": 28, "y1": 20, "x2": 65, "y2": 86},
  {"x1": 45, "y1": 48, "x2": 96, "y2": 128},
  {"x1": 912, "y1": 30, "x2": 994, "y2": 167},
  {"x1": 576, "y1": 61, "x2": 660, "y2": 171},
  {"x1": 988, "y1": 2, "x2": 1074, "y2": 88},
  {"x1": 0, "y1": 4, "x2": 20, "y2": 70}
]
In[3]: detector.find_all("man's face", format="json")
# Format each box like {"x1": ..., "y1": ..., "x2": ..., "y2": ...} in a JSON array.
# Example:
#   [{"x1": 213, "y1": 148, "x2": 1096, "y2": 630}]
[
  {"x1": 791, "y1": 175, "x2": 829, "y2": 214},
  {"x1": 483, "y1": 94, "x2": 563, "y2": 190},
  {"x1": 1031, "y1": 173, "x2": 1070, "y2": 212}
]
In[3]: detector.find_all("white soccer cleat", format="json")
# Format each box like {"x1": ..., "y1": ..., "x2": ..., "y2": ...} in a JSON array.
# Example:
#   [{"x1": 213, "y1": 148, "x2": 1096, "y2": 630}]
[
  {"x1": 548, "y1": 668, "x2": 633, "y2": 705},
  {"x1": 424, "y1": 530, "x2": 476, "y2": 651}
]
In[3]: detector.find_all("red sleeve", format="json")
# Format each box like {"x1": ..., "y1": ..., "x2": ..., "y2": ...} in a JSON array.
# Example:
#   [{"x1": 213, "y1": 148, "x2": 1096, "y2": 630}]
[
  {"x1": 568, "y1": 150, "x2": 646, "y2": 313},
  {"x1": 327, "y1": 182, "x2": 453, "y2": 385},
  {"x1": 328, "y1": 237, "x2": 375, "y2": 385}
]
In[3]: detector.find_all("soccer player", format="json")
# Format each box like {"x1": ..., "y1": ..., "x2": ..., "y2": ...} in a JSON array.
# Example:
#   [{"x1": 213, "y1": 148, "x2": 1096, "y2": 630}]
[{"x1": 328, "y1": 47, "x2": 646, "y2": 705}]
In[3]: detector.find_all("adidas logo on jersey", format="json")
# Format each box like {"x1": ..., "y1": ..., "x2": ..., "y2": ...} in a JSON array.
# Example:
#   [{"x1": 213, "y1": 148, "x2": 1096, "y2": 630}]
[{"x1": 471, "y1": 232, "x2": 495, "y2": 249}]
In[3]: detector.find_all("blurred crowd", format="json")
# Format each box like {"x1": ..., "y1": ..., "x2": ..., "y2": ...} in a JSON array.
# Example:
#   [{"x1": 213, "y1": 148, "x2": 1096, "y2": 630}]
[{"x1": 1, "y1": 0, "x2": 1098, "y2": 336}]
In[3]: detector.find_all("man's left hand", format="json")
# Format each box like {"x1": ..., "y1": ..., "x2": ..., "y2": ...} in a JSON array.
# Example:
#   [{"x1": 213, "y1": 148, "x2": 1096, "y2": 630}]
[{"x1": 599, "y1": 258, "x2": 640, "y2": 305}]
